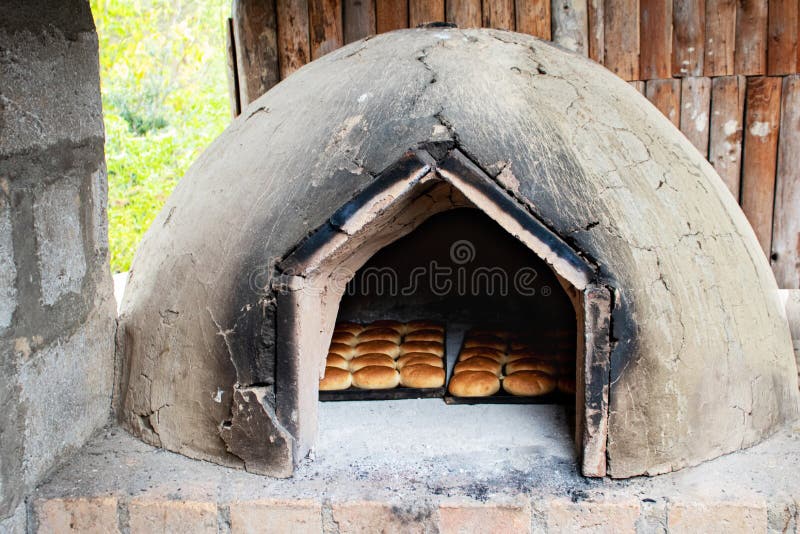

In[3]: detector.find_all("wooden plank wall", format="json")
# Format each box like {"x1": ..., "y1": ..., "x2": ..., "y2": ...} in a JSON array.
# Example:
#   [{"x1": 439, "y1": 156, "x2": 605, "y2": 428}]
[{"x1": 227, "y1": 0, "x2": 800, "y2": 289}]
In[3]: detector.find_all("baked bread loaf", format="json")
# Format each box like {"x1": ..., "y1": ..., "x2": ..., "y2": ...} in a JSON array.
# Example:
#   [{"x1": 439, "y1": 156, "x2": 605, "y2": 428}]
[
  {"x1": 335, "y1": 322, "x2": 364, "y2": 336},
  {"x1": 558, "y1": 376, "x2": 576, "y2": 394},
  {"x1": 448, "y1": 371, "x2": 501, "y2": 397},
  {"x1": 396, "y1": 353, "x2": 444, "y2": 369},
  {"x1": 349, "y1": 353, "x2": 396, "y2": 371},
  {"x1": 458, "y1": 347, "x2": 505, "y2": 363},
  {"x1": 319, "y1": 367, "x2": 352, "y2": 391},
  {"x1": 354, "y1": 340, "x2": 401, "y2": 358},
  {"x1": 326, "y1": 353, "x2": 349, "y2": 370},
  {"x1": 358, "y1": 327, "x2": 402, "y2": 344},
  {"x1": 453, "y1": 356, "x2": 502, "y2": 376},
  {"x1": 505, "y1": 358, "x2": 558, "y2": 376},
  {"x1": 331, "y1": 331, "x2": 358, "y2": 346},
  {"x1": 463, "y1": 336, "x2": 506, "y2": 351},
  {"x1": 367, "y1": 320, "x2": 405, "y2": 334},
  {"x1": 502, "y1": 371, "x2": 556, "y2": 396},
  {"x1": 404, "y1": 329, "x2": 445, "y2": 343},
  {"x1": 351, "y1": 366, "x2": 400, "y2": 389},
  {"x1": 400, "y1": 364, "x2": 445, "y2": 388},
  {"x1": 329, "y1": 342, "x2": 357, "y2": 360},
  {"x1": 400, "y1": 341, "x2": 444, "y2": 356},
  {"x1": 405, "y1": 320, "x2": 444, "y2": 333}
]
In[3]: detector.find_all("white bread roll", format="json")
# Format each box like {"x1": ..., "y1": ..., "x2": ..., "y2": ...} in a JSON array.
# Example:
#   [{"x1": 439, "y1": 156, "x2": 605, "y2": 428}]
[
  {"x1": 351, "y1": 366, "x2": 400, "y2": 389},
  {"x1": 502, "y1": 371, "x2": 556, "y2": 396},
  {"x1": 400, "y1": 364, "x2": 445, "y2": 388},
  {"x1": 319, "y1": 367, "x2": 352, "y2": 391},
  {"x1": 447, "y1": 371, "x2": 500, "y2": 397}
]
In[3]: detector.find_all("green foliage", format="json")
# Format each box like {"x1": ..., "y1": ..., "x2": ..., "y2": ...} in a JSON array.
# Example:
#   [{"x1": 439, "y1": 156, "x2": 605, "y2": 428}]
[{"x1": 91, "y1": 0, "x2": 230, "y2": 272}]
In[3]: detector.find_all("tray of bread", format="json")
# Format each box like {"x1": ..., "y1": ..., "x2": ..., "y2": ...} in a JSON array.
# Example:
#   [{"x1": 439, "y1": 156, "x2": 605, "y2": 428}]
[
  {"x1": 319, "y1": 319, "x2": 447, "y2": 401},
  {"x1": 444, "y1": 327, "x2": 577, "y2": 404}
]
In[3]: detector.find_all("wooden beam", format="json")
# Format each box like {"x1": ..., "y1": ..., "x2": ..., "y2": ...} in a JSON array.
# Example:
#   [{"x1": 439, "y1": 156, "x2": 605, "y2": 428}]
[
  {"x1": 225, "y1": 17, "x2": 242, "y2": 118},
  {"x1": 376, "y1": 0, "x2": 408, "y2": 32},
  {"x1": 672, "y1": 0, "x2": 704, "y2": 76},
  {"x1": 483, "y1": 0, "x2": 515, "y2": 29},
  {"x1": 344, "y1": 0, "x2": 376, "y2": 43},
  {"x1": 603, "y1": 0, "x2": 639, "y2": 79},
  {"x1": 586, "y1": 0, "x2": 603, "y2": 63},
  {"x1": 771, "y1": 75, "x2": 800, "y2": 288},
  {"x1": 646, "y1": 78, "x2": 681, "y2": 127},
  {"x1": 734, "y1": 0, "x2": 768, "y2": 75},
  {"x1": 552, "y1": 0, "x2": 588, "y2": 55},
  {"x1": 708, "y1": 75, "x2": 746, "y2": 199},
  {"x1": 447, "y1": 0, "x2": 481, "y2": 28},
  {"x1": 309, "y1": 0, "x2": 343, "y2": 59},
  {"x1": 767, "y1": 0, "x2": 799, "y2": 75},
  {"x1": 639, "y1": 0, "x2": 672, "y2": 80},
  {"x1": 680, "y1": 77, "x2": 711, "y2": 156},
  {"x1": 277, "y1": 0, "x2": 311, "y2": 78},
  {"x1": 232, "y1": 0, "x2": 280, "y2": 107},
  {"x1": 409, "y1": 0, "x2": 445, "y2": 26},
  {"x1": 516, "y1": 0, "x2": 551, "y2": 39},
  {"x1": 704, "y1": 0, "x2": 736, "y2": 76},
  {"x1": 741, "y1": 76, "x2": 782, "y2": 256}
]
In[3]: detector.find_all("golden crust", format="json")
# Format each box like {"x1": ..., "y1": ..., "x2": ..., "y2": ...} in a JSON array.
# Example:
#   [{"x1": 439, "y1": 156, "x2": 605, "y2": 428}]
[
  {"x1": 453, "y1": 356, "x2": 502, "y2": 376},
  {"x1": 358, "y1": 327, "x2": 402, "y2": 344},
  {"x1": 405, "y1": 320, "x2": 445, "y2": 333},
  {"x1": 403, "y1": 329, "x2": 445, "y2": 343},
  {"x1": 502, "y1": 371, "x2": 556, "y2": 396},
  {"x1": 351, "y1": 366, "x2": 400, "y2": 389},
  {"x1": 505, "y1": 358, "x2": 559, "y2": 376},
  {"x1": 349, "y1": 354, "x2": 396, "y2": 371},
  {"x1": 399, "y1": 364, "x2": 445, "y2": 388},
  {"x1": 396, "y1": 353, "x2": 444, "y2": 369},
  {"x1": 334, "y1": 322, "x2": 364, "y2": 336},
  {"x1": 458, "y1": 347, "x2": 505, "y2": 363},
  {"x1": 331, "y1": 331, "x2": 358, "y2": 346},
  {"x1": 325, "y1": 353, "x2": 349, "y2": 370},
  {"x1": 354, "y1": 340, "x2": 401, "y2": 358},
  {"x1": 400, "y1": 341, "x2": 444, "y2": 357},
  {"x1": 447, "y1": 371, "x2": 501, "y2": 397},
  {"x1": 366, "y1": 320, "x2": 405, "y2": 333},
  {"x1": 329, "y1": 343, "x2": 357, "y2": 359},
  {"x1": 319, "y1": 367, "x2": 352, "y2": 391}
]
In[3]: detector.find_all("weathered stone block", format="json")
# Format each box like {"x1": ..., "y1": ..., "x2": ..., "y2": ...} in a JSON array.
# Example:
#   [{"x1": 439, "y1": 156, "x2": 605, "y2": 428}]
[
  {"x1": 35, "y1": 497, "x2": 119, "y2": 534},
  {"x1": 128, "y1": 499, "x2": 218, "y2": 534},
  {"x1": 33, "y1": 179, "x2": 86, "y2": 306},
  {"x1": 546, "y1": 498, "x2": 640, "y2": 533},
  {"x1": 332, "y1": 500, "x2": 436, "y2": 534},
  {"x1": 438, "y1": 500, "x2": 531, "y2": 534},
  {"x1": 0, "y1": 502, "x2": 26, "y2": 534},
  {"x1": 229, "y1": 499, "x2": 321, "y2": 534},
  {"x1": 667, "y1": 499, "x2": 768, "y2": 534},
  {"x1": 0, "y1": 193, "x2": 16, "y2": 328}
]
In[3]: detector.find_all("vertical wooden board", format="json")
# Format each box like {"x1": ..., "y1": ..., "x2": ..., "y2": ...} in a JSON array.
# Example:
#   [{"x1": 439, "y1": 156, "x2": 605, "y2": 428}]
[
  {"x1": 277, "y1": 0, "x2": 311, "y2": 79},
  {"x1": 552, "y1": 0, "x2": 589, "y2": 55},
  {"x1": 767, "y1": 0, "x2": 799, "y2": 75},
  {"x1": 309, "y1": 0, "x2": 343, "y2": 59},
  {"x1": 376, "y1": 0, "x2": 408, "y2": 32},
  {"x1": 447, "y1": 0, "x2": 481, "y2": 28},
  {"x1": 639, "y1": 0, "x2": 672, "y2": 79},
  {"x1": 344, "y1": 0, "x2": 376, "y2": 43},
  {"x1": 734, "y1": 0, "x2": 768, "y2": 75},
  {"x1": 680, "y1": 77, "x2": 712, "y2": 156},
  {"x1": 708, "y1": 75, "x2": 746, "y2": 199},
  {"x1": 586, "y1": 0, "x2": 603, "y2": 63},
  {"x1": 232, "y1": 0, "x2": 280, "y2": 107},
  {"x1": 741, "y1": 76, "x2": 782, "y2": 255},
  {"x1": 409, "y1": 0, "x2": 445, "y2": 26},
  {"x1": 671, "y1": 0, "x2": 704, "y2": 76},
  {"x1": 516, "y1": 0, "x2": 551, "y2": 39},
  {"x1": 772, "y1": 75, "x2": 800, "y2": 288},
  {"x1": 645, "y1": 78, "x2": 681, "y2": 126},
  {"x1": 629, "y1": 80, "x2": 645, "y2": 94},
  {"x1": 483, "y1": 0, "x2": 515, "y2": 29},
  {"x1": 603, "y1": 0, "x2": 638, "y2": 79},
  {"x1": 704, "y1": 0, "x2": 736, "y2": 76},
  {"x1": 225, "y1": 17, "x2": 242, "y2": 118}
]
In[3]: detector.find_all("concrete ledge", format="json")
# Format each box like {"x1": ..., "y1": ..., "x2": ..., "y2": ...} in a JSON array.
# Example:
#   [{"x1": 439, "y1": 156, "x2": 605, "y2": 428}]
[{"x1": 27, "y1": 412, "x2": 800, "y2": 533}]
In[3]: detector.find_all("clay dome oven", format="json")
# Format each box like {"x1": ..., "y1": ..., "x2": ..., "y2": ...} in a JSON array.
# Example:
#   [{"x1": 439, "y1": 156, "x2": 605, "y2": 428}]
[{"x1": 115, "y1": 27, "x2": 799, "y2": 479}]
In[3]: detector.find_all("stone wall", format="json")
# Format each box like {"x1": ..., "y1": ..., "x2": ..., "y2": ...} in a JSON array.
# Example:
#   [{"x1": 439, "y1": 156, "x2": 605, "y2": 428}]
[{"x1": 0, "y1": 0, "x2": 116, "y2": 527}]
